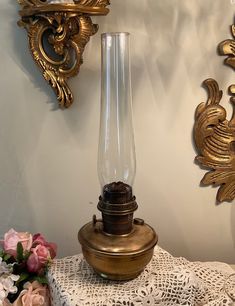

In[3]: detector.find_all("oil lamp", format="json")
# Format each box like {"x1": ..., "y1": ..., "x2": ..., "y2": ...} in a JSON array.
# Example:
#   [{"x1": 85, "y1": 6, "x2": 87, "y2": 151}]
[{"x1": 78, "y1": 32, "x2": 158, "y2": 281}]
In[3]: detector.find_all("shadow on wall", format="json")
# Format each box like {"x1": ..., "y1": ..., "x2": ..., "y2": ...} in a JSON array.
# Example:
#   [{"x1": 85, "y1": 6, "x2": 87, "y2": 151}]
[
  {"x1": 0, "y1": 148, "x2": 36, "y2": 236},
  {"x1": 0, "y1": 1, "x2": 51, "y2": 235},
  {"x1": 60, "y1": 63, "x2": 101, "y2": 145},
  {"x1": 10, "y1": 0, "x2": 59, "y2": 110},
  {"x1": 143, "y1": 0, "x2": 233, "y2": 113}
]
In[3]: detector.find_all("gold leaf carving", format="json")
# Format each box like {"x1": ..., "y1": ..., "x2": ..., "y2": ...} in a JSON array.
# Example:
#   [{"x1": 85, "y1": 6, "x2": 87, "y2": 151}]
[
  {"x1": 18, "y1": 0, "x2": 46, "y2": 7},
  {"x1": 17, "y1": 1, "x2": 110, "y2": 108},
  {"x1": 194, "y1": 79, "x2": 235, "y2": 202},
  {"x1": 75, "y1": 0, "x2": 110, "y2": 7},
  {"x1": 194, "y1": 22, "x2": 235, "y2": 202},
  {"x1": 218, "y1": 24, "x2": 235, "y2": 70}
]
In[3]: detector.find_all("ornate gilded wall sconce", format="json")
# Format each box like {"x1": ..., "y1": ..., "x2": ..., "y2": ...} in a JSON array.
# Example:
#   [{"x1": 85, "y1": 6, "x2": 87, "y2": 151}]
[
  {"x1": 17, "y1": 0, "x2": 110, "y2": 108},
  {"x1": 194, "y1": 23, "x2": 235, "y2": 202}
]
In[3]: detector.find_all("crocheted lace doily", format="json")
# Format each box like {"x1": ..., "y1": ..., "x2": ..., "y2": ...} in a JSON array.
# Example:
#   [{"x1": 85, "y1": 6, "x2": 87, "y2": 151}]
[{"x1": 48, "y1": 246, "x2": 235, "y2": 306}]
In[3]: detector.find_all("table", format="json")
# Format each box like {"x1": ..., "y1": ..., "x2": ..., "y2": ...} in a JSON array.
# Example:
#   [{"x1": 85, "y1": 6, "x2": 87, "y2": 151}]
[{"x1": 48, "y1": 246, "x2": 235, "y2": 306}]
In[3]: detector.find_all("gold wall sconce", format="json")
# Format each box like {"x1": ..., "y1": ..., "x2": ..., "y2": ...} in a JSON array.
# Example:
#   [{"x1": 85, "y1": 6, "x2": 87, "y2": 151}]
[
  {"x1": 17, "y1": 0, "x2": 110, "y2": 108},
  {"x1": 194, "y1": 23, "x2": 235, "y2": 202}
]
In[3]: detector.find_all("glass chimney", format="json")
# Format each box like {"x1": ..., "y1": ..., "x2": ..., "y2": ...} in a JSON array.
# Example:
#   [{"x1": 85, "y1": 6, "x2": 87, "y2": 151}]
[{"x1": 98, "y1": 32, "x2": 136, "y2": 190}]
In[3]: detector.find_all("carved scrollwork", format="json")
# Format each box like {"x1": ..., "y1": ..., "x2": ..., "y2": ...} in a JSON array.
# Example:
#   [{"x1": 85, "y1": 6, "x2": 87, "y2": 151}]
[
  {"x1": 75, "y1": 0, "x2": 110, "y2": 7},
  {"x1": 18, "y1": 0, "x2": 47, "y2": 6},
  {"x1": 218, "y1": 24, "x2": 235, "y2": 71},
  {"x1": 194, "y1": 23, "x2": 235, "y2": 202},
  {"x1": 17, "y1": 1, "x2": 110, "y2": 108},
  {"x1": 194, "y1": 79, "x2": 235, "y2": 202}
]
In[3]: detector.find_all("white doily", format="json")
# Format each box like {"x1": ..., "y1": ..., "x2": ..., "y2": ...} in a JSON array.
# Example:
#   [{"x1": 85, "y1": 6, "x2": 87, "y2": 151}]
[{"x1": 48, "y1": 246, "x2": 235, "y2": 306}]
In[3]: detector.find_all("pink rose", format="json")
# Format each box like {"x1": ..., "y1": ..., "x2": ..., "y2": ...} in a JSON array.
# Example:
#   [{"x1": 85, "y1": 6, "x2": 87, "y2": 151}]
[
  {"x1": 32, "y1": 245, "x2": 50, "y2": 264},
  {"x1": 27, "y1": 253, "x2": 41, "y2": 273},
  {"x1": 27, "y1": 245, "x2": 50, "y2": 273},
  {"x1": 32, "y1": 234, "x2": 47, "y2": 246},
  {"x1": 2, "y1": 229, "x2": 32, "y2": 258},
  {"x1": 32, "y1": 234, "x2": 57, "y2": 259},
  {"x1": 45, "y1": 242, "x2": 57, "y2": 259}
]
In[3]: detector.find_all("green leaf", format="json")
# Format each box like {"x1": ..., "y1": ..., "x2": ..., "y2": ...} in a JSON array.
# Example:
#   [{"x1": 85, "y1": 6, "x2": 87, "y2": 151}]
[
  {"x1": 16, "y1": 273, "x2": 30, "y2": 285},
  {"x1": 3, "y1": 254, "x2": 12, "y2": 261},
  {"x1": 23, "y1": 250, "x2": 30, "y2": 261},
  {"x1": 33, "y1": 276, "x2": 48, "y2": 285},
  {"x1": 17, "y1": 242, "x2": 24, "y2": 262}
]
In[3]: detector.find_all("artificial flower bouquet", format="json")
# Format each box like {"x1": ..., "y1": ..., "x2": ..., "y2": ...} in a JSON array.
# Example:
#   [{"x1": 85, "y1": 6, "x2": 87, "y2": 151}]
[{"x1": 0, "y1": 229, "x2": 57, "y2": 306}]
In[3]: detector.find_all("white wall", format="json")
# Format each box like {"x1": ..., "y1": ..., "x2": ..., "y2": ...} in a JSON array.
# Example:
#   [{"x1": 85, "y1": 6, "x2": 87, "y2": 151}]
[{"x1": 0, "y1": 0, "x2": 234, "y2": 262}]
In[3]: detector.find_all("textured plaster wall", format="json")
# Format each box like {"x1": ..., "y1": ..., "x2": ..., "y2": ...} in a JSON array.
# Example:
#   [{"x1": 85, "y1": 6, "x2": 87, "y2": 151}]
[{"x1": 0, "y1": 0, "x2": 234, "y2": 262}]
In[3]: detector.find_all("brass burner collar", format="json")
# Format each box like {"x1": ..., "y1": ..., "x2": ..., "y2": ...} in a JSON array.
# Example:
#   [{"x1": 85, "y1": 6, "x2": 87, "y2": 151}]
[{"x1": 97, "y1": 197, "x2": 138, "y2": 215}]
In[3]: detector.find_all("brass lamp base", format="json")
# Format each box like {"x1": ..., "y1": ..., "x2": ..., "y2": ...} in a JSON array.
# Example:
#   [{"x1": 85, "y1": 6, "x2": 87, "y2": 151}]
[
  {"x1": 78, "y1": 182, "x2": 158, "y2": 281},
  {"x1": 78, "y1": 217, "x2": 158, "y2": 280}
]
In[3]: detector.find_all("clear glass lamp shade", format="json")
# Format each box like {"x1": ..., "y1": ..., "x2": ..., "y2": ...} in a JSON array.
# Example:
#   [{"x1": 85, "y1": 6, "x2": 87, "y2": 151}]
[{"x1": 98, "y1": 32, "x2": 136, "y2": 188}]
